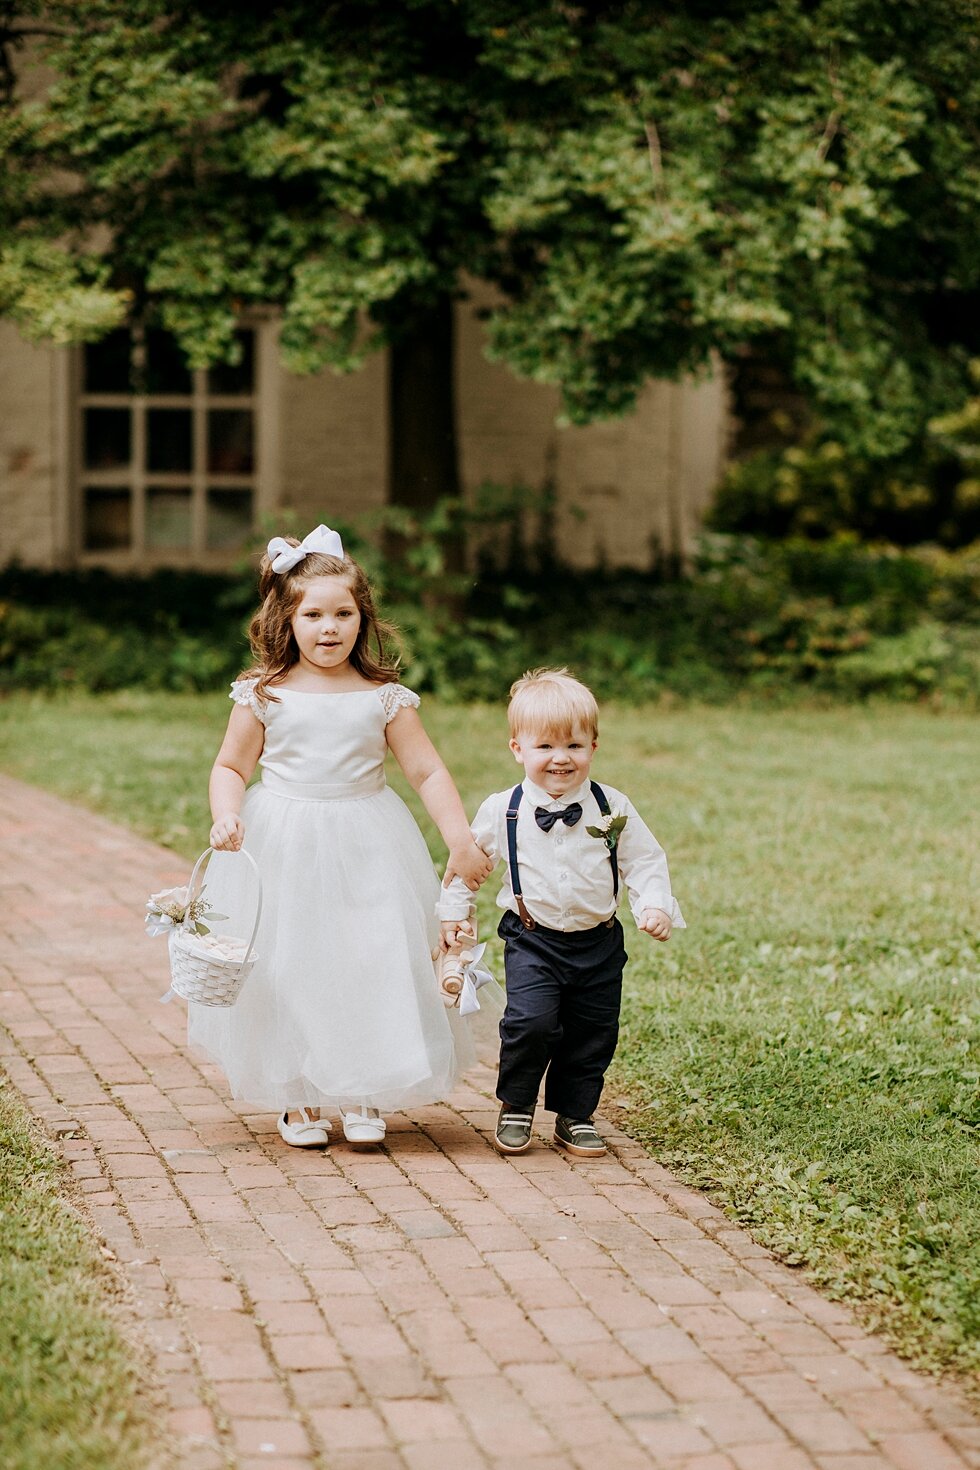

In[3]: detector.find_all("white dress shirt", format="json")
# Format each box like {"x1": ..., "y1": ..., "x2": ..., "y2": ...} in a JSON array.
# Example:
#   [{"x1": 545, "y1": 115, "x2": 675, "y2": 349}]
[{"x1": 438, "y1": 778, "x2": 686, "y2": 933}]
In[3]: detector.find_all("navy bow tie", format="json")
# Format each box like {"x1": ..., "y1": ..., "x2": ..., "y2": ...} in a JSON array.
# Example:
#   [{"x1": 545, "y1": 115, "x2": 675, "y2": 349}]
[{"x1": 535, "y1": 802, "x2": 583, "y2": 833}]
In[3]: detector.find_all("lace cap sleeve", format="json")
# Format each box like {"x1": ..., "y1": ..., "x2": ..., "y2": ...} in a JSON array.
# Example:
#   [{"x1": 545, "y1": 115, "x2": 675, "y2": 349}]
[
  {"x1": 229, "y1": 677, "x2": 267, "y2": 722},
  {"x1": 377, "y1": 682, "x2": 420, "y2": 724}
]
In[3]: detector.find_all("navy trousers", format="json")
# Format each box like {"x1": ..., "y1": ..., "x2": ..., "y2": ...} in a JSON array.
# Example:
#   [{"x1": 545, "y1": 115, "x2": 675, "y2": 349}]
[{"x1": 496, "y1": 909, "x2": 627, "y2": 1119}]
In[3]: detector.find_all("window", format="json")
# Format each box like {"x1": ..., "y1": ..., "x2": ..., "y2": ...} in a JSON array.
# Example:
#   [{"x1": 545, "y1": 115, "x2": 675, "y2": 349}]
[{"x1": 77, "y1": 325, "x2": 261, "y2": 560}]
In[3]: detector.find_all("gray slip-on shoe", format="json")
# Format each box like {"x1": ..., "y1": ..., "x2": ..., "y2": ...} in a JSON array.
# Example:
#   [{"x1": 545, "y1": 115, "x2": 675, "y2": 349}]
[
  {"x1": 494, "y1": 1105, "x2": 534, "y2": 1155},
  {"x1": 553, "y1": 1115, "x2": 607, "y2": 1158}
]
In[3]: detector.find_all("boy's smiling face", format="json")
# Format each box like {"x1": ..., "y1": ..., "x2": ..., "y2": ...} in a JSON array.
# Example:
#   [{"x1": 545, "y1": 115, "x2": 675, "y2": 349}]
[{"x1": 510, "y1": 724, "x2": 597, "y2": 799}]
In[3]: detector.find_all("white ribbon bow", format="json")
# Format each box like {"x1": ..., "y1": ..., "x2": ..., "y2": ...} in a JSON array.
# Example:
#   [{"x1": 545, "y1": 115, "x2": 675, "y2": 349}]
[
  {"x1": 145, "y1": 913, "x2": 177, "y2": 938},
  {"x1": 458, "y1": 941, "x2": 495, "y2": 1017},
  {"x1": 267, "y1": 524, "x2": 344, "y2": 574}
]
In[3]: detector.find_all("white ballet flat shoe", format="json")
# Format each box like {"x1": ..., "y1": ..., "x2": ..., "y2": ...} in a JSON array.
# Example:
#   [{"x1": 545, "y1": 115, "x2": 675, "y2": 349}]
[
  {"x1": 341, "y1": 1107, "x2": 387, "y2": 1148},
  {"x1": 277, "y1": 1109, "x2": 330, "y2": 1148}
]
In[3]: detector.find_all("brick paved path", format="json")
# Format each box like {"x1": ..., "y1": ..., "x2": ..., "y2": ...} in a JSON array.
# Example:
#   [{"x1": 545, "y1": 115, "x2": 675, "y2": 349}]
[{"x1": 2, "y1": 772, "x2": 978, "y2": 1470}]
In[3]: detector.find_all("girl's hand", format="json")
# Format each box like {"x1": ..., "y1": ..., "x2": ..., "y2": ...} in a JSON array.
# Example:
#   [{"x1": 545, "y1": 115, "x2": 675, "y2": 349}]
[
  {"x1": 210, "y1": 814, "x2": 245, "y2": 851},
  {"x1": 445, "y1": 839, "x2": 493, "y2": 892},
  {"x1": 639, "y1": 907, "x2": 672, "y2": 941}
]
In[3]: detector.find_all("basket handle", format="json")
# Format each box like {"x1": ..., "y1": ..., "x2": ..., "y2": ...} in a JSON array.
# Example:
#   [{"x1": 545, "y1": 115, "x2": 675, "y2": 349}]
[{"x1": 184, "y1": 846, "x2": 263, "y2": 976}]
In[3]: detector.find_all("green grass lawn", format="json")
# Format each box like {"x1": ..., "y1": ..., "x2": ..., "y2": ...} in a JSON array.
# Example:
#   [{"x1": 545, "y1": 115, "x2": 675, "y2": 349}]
[
  {"x1": 0, "y1": 1082, "x2": 155, "y2": 1470},
  {"x1": 1, "y1": 690, "x2": 978, "y2": 1384}
]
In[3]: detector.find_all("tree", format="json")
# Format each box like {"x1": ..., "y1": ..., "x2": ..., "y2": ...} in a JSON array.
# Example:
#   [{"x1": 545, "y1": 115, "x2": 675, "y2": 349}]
[{"x1": 1, "y1": 0, "x2": 978, "y2": 508}]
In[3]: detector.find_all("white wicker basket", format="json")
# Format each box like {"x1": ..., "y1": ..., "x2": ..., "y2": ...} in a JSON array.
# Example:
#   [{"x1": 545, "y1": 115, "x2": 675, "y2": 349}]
[{"x1": 165, "y1": 848, "x2": 262, "y2": 1007}]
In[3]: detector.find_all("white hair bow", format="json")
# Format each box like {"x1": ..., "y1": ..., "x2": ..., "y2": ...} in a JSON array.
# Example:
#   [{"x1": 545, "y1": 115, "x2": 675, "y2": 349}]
[{"x1": 267, "y1": 524, "x2": 344, "y2": 574}]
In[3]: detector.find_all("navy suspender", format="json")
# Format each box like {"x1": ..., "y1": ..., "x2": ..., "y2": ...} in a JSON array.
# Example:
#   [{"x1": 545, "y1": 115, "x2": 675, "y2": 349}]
[
  {"x1": 505, "y1": 785, "x2": 536, "y2": 929},
  {"x1": 591, "y1": 780, "x2": 620, "y2": 902},
  {"x1": 505, "y1": 781, "x2": 619, "y2": 933}
]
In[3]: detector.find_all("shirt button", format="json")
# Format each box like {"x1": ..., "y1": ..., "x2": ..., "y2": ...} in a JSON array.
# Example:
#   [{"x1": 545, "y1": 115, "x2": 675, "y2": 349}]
[{"x1": 555, "y1": 837, "x2": 564, "y2": 845}]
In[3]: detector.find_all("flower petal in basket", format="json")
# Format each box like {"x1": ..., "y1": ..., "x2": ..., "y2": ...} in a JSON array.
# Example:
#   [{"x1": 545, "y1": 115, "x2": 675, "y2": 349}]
[{"x1": 177, "y1": 933, "x2": 255, "y2": 964}]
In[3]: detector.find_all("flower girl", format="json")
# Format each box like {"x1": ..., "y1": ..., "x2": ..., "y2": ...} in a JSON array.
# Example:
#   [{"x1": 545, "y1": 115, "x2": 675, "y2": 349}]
[{"x1": 191, "y1": 524, "x2": 498, "y2": 1148}]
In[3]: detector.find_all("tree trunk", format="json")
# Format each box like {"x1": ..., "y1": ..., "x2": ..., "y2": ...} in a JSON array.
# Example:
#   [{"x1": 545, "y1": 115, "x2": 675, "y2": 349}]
[{"x1": 387, "y1": 292, "x2": 460, "y2": 511}]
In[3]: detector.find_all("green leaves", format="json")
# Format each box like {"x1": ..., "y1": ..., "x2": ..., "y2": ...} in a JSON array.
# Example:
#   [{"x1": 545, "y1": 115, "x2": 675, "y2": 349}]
[
  {"x1": 0, "y1": 241, "x2": 128, "y2": 344},
  {"x1": 280, "y1": 237, "x2": 431, "y2": 375},
  {"x1": 1, "y1": 0, "x2": 976, "y2": 452}
]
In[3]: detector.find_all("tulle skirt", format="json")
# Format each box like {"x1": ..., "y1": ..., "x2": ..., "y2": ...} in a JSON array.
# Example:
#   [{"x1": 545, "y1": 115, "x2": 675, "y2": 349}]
[{"x1": 187, "y1": 781, "x2": 502, "y2": 1113}]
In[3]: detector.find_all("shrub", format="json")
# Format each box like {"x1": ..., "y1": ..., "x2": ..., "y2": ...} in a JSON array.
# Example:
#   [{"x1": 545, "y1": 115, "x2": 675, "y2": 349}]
[
  {"x1": 930, "y1": 359, "x2": 980, "y2": 537},
  {"x1": 825, "y1": 623, "x2": 956, "y2": 700},
  {"x1": 0, "y1": 597, "x2": 246, "y2": 693},
  {"x1": 710, "y1": 437, "x2": 975, "y2": 547},
  {"x1": 918, "y1": 543, "x2": 980, "y2": 625},
  {"x1": 678, "y1": 537, "x2": 980, "y2": 698},
  {"x1": 2, "y1": 521, "x2": 978, "y2": 706}
]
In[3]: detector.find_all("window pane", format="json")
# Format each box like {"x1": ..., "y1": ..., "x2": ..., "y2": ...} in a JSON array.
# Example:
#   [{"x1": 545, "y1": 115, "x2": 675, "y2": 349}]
[
  {"x1": 83, "y1": 488, "x2": 131, "y2": 550},
  {"x1": 207, "y1": 330, "x2": 254, "y2": 395},
  {"x1": 207, "y1": 488, "x2": 253, "y2": 549},
  {"x1": 147, "y1": 408, "x2": 193, "y2": 473},
  {"x1": 146, "y1": 486, "x2": 192, "y2": 549},
  {"x1": 145, "y1": 329, "x2": 192, "y2": 395},
  {"x1": 208, "y1": 409, "x2": 253, "y2": 473},
  {"x1": 84, "y1": 330, "x2": 132, "y2": 393},
  {"x1": 84, "y1": 408, "x2": 131, "y2": 469}
]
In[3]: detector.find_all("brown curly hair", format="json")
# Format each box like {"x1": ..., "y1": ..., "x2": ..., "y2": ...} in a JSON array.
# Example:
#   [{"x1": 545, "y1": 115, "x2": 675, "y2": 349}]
[{"x1": 242, "y1": 541, "x2": 400, "y2": 703}]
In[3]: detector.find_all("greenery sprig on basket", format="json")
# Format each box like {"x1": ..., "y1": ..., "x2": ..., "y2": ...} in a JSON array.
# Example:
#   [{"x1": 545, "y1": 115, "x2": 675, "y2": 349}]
[{"x1": 144, "y1": 885, "x2": 225, "y2": 938}]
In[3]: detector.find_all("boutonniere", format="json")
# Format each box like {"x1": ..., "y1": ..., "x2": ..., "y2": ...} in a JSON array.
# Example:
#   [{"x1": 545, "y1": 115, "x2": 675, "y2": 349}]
[{"x1": 586, "y1": 812, "x2": 628, "y2": 850}]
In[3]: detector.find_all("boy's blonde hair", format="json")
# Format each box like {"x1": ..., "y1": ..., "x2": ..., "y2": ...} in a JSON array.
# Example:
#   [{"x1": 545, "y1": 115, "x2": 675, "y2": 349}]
[{"x1": 508, "y1": 667, "x2": 599, "y2": 742}]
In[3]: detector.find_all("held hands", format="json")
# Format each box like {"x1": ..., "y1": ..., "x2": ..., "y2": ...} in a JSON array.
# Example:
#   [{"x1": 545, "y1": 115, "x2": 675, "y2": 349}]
[
  {"x1": 443, "y1": 838, "x2": 493, "y2": 892},
  {"x1": 638, "y1": 907, "x2": 672, "y2": 942},
  {"x1": 439, "y1": 918, "x2": 474, "y2": 954},
  {"x1": 210, "y1": 814, "x2": 245, "y2": 852}
]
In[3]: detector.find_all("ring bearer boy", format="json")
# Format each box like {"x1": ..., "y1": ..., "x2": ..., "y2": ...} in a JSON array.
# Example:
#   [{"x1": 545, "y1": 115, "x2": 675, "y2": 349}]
[{"x1": 439, "y1": 667, "x2": 685, "y2": 1158}]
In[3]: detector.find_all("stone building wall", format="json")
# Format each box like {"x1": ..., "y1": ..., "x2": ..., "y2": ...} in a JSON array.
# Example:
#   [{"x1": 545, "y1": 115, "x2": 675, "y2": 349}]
[
  {"x1": 278, "y1": 284, "x2": 729, "y2": 569},
  {"x1": 453, "y1": 283, "x2": 728, "y2": 569},
  {"x1": 0, "y1": 323, "x2": 67, "y2": 568},
  {"x1": 278, "y1": 344, "x2": 389, "y2": 529},
  {"x1": 0, "y1": 287, "x2": 730, "y2": 572}
]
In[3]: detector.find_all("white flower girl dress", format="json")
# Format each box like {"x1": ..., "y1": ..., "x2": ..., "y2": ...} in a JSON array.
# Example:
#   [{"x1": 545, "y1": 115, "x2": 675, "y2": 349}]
[{"x1": 188, "y1": 679, "x2": 501, "y2": 1113}]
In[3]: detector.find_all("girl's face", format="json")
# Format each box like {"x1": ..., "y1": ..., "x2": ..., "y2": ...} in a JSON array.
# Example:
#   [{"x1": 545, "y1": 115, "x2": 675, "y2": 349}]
[{"x1": 290, "y1": 576, "x2": 362, "y2": 673}]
